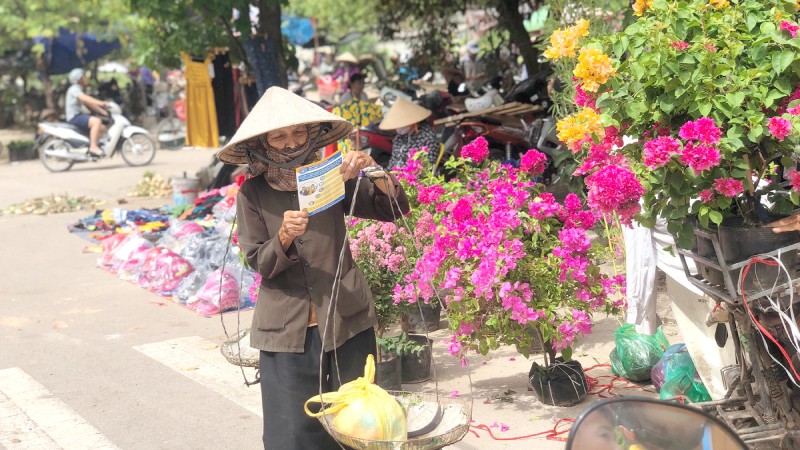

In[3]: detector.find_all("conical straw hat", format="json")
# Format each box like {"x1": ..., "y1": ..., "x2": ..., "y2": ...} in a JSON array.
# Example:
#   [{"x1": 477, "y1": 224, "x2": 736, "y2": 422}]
[
  {"x1": 335, "y1": 52, "x2": 359, "y2": 64},
  {"x1": 217, "y1": 86, "x2": 353, "y2": 165},
  {"x1": 379, "y1": 98, "x2": 432, "y2": 130}
]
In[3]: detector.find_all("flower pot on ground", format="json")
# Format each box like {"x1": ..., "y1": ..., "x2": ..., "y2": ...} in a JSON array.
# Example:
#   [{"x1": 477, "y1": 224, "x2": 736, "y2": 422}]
[
  {"x1": 375, "y1": 351, "x2": 402, "y2": 391},
  {"x1": 528, "y1": 356, "x2": 589, "y2": 407},
  {"x1": 401, "y1": 301, "x2": 442, "y2": 334},
  {"x1": 378, "y1": 333, "x2": 433, "y2": 384}
]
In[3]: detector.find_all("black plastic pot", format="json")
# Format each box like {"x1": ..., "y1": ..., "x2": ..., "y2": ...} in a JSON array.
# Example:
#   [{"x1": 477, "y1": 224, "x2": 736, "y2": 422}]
[
  {"x1": 404, "y1": 302, "x2": 442, "y2": 333},
  {"x1": 401, "y1": 335, "x2": 432, "y2": 384},
  {"x1": 375, "y1": 352, "x2": 402, "y2": 391},
  {"x1": 529, "y1": 357, "x2": 588, "y2": 407},
  {"x1": 697, "y1": 217, "x2": 799, "y2": 292}
]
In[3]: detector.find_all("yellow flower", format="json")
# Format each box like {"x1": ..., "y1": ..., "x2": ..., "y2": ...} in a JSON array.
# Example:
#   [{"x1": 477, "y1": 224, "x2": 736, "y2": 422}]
[
  {"x1": 573, "y1": 47, "x2": 616, "y2": 93},
  {"x1": 556, "y1": 107, "x2": 605, "y2": 150},
  {"x1": 632, "y1": 0, "x2": 652, "y2": 16},
  {"x1": 543, "y1": 19, "x2": 590, "y2": 60},
  {"x1": 708, "y1": 0, "x2": 729, "y2": 8}
]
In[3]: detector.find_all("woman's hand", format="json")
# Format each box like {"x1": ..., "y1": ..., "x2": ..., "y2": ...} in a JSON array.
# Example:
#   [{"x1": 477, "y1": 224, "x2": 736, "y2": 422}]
[
  {"x1": 768, "y1": 214, "x2": 800, "y2": 233},
  {"x1": 278, "y1": 210, "x2": 309, "y2": 251},
  {"x1": 340, "y1": 150, "x2": 375, "y2": 181}
]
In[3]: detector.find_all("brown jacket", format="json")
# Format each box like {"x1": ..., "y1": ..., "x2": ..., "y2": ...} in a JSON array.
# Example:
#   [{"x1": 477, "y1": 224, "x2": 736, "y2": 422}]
[{"x1": 237, "y1": 174, "x2": 410, "y2": 353}]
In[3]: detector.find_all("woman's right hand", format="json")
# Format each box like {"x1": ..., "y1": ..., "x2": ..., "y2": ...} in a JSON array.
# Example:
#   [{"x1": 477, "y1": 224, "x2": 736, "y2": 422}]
[{"x1": 278, "y1": 210, "x2": 309, "y2": 251}]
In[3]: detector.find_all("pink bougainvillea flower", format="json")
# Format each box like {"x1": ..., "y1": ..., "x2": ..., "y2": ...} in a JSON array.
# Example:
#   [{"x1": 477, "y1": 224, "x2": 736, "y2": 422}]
[
  {"x1": 680, "y1": 143, "x2": 721, "y2": 172},
  {"x1": 450, "y1": 391, "x2": 459, "y2": 397},
  {"x1": 705, "y1": 44, "x2": 717, "y2": 52},
  {"x1": 643, "y1": 136, "x2": 681, "y2": 168},
  {"x1": 417, "y1": 185, "x2": 446, "y2": 205},
  {"x1": 501, "y1": 423, "x2": 510, "y2": 432},
  {"x1": 699, "y1": 188, "x2": 716, "y2": 203},
  {"x1": 787, "y1": 170, "x2": 800, "y2": 193},
  {"x1": 679, "y1": 117, "x2": 721, "y2": 144},
  {"x1": 460, "y1": 136, "x2": 490, "y2": 163},
  {"x1": 584, "y1": 164, "x2": 645, "y2": 225},
  {"x1": 671, "y1": 40, "x2": 689, "y2": 50},
  {"x1": 781, "y1": 21, "x2": 800, "y2": 38},
  {"x1": 713, "y1": 177, "x2": 744, "y2": 197},
  {"x1": 574, "y1": 82, "x2": 597, "y2": 109},
  {"x1": 768, "y1": 117, "x2": 793, "y2": 141},
  {"x1": 789, "y1": 106, "x2": 800, "y2": 116},
  {"x1": 520, "y1": 149, "x2": 548, "y2": 175},
  {"x1": 509, "y1": 357, "x2": 516, "y2": 361},
  {"x1": 452, "y1": 198, "x2": 474, "y2": 222}
]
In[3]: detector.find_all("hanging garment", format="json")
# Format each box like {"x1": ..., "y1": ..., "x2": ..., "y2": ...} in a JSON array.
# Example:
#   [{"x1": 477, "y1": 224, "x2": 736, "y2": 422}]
[
  {"x1": 182, "y1": 52, "x2": 219, "y2": 148},
  {"x1": 212, "y1": 52, "x2": 236, "y2": 140}
]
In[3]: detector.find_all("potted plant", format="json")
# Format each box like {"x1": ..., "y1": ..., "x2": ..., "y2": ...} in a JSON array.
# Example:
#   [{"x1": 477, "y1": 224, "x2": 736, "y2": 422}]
[
  {"x1": 546, "y1": 1, "x2": 800, "y2": 288},
  {"x1": 349, "y1": 218, "x2": 414, "y2": 390},
  {"x1": 378, "y1": 333, "x2": 434, "y2": 384},
  {"x1": 392, "y1": 140, "x2": 624, "y2": 405}
]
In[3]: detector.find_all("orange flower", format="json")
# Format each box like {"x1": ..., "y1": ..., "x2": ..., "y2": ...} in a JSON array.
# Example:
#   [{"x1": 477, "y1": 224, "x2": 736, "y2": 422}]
[
  {"x1": 708, "y1": 0, "x2": 729, "y2": 8},
  {"x1": 632, "y1": 0, "x2": 652, "y2": 16},
  {"x1": 557, "y1": 107, "x2": 605, "y2": 150},
  {"x1": 543, "y1": 19, "x2": 590, "y2": 60},
  {"x1": 573, "y1": 48, "x2": 617, "y2": 92}
]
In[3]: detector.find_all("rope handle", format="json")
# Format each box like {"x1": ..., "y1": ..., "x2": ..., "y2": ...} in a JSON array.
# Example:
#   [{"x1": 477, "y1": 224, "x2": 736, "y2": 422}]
[{"x1": 305, "y1": 354, "x2": 377, "y2": 417}]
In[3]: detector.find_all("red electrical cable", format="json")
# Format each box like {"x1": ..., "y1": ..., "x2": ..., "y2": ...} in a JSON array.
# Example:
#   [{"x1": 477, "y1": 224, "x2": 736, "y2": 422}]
[
  {"x1": 740, "y1": 257, "x2": 800, "y2": 382},
  {"x1": 469, "y1": 418, "x2": 575, "y2": 442}
]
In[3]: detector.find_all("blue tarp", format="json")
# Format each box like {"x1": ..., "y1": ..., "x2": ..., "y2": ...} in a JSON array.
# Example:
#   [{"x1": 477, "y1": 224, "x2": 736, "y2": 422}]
[
  {"x1": 34, "y1": 28, "x2": 121, "y2": 75},
  {"x1": 281, "y1": 15, "x2": 314, "y2": 46}
]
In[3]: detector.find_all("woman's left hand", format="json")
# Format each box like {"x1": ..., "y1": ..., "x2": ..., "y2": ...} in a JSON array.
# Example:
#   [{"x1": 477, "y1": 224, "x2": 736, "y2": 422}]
[{"x1": 340, "y1": 151, "x2": 375, "y2": 181}]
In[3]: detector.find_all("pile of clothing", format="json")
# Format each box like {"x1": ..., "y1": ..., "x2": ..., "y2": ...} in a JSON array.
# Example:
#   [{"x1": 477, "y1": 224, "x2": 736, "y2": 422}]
[{"x1": 82, "y1": 183, "x2": 260, "y2": 315}]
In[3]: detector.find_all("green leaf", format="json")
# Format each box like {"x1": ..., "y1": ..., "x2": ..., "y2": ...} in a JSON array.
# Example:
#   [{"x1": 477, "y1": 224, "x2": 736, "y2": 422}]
[
  {"x1": 750, "y1": 45, "x2": 767, "y2": 63},
  {"x1": 725, "y1": 92, "x2": 746, "y2": 107},
  {"x1": 698, "y1": 102, "x2": 713, "y2": 116},
  {"x1": 746, "y1": 13, "x2": 759, "y2": 32},
  {"x1": 772, "y1": 49, "x2": 794, "y2": 75},
  {"x1": 625, "y1": 101, "x2": 648, "y2": 118},
  {"x1": 776, "y1": 78, "x2": 793, "y2": 95},
  {"x1": 709, "y1": 211, "x2": 723, "y2": 225},
  {"x1": 659, "y1": 95, "x2": 675, "y2": 114}
]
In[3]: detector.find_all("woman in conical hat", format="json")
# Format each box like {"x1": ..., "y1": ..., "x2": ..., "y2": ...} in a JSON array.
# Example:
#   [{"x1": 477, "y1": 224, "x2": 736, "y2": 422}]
[
  {"x1": 218, "y1": 87, "x2": 410, "y2": 450},
  {"x1": 380, "y1": 98, "x2": 440, "y2": 169}
]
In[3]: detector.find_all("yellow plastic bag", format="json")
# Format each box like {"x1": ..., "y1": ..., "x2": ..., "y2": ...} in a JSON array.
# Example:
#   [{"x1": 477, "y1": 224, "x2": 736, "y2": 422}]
[{"x1": 305, "y1": 354, "x2": 407, "y2": 442}]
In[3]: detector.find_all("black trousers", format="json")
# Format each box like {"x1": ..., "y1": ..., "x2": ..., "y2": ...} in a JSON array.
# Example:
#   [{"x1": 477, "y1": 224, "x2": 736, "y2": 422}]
[{"x1": 259, "y1": 326, "x2": 376, "y2": 450}]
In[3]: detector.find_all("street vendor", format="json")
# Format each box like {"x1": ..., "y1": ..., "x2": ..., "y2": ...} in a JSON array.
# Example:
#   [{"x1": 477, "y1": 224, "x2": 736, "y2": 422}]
[
  {"x1": 379, "y1": 98, "x2": 440, "y2": 169},
  {"x1": 216, "y1": 86, "x2": 410, "y2": 450}
]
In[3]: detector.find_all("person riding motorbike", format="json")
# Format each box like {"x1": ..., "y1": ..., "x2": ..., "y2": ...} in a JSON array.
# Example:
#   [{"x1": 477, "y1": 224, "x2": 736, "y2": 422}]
[{"x1": 65, "y1": 68, "x2": 109, "y2": 158}]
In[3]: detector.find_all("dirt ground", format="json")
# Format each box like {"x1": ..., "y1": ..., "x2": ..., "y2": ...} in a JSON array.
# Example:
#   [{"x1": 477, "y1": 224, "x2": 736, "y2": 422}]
[{"x1": 0, "y1": 138, "x2": 681, "y2": 449}]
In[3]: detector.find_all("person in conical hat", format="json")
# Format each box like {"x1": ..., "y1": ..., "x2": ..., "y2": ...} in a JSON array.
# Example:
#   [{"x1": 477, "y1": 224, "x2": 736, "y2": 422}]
[
  {"x1": 218, "y1": 86, "x2": 410, "y2": 450},
  {"x1": 379, "y1": 98, "x2": 440, "y2": 169}
]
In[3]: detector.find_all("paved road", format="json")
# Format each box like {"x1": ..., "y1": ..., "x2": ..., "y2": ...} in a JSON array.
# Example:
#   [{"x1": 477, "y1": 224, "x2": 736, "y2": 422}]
[{"x1": 0, "y1": 150, "x2": 632, "y2": 449}]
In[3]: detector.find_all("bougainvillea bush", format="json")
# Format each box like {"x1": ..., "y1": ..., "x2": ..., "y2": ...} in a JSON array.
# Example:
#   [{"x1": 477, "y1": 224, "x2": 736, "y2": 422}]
[
  {"x1": 545, "y1": 0, "x2": 800, "y2": 248},
  {"x1": 391, "y1": 138, "x2": 624, "y2": 366}
]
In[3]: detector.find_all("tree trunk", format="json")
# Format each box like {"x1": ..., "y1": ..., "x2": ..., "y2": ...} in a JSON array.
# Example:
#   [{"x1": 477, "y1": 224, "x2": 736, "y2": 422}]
[{"x1": 495, "y1": 0, "x2": 542, "y2": 77}]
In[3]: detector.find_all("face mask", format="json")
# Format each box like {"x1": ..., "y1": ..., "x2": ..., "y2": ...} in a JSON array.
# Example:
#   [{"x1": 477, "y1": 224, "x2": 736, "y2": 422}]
[{"x1": 396, "y1": 126, "x2": 412, "y2": 135}]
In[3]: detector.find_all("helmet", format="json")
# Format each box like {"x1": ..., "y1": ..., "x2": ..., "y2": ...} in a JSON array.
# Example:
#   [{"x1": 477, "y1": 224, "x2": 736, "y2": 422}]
[{"x1": 68, "y1": 68, "x2": 85, "y2": 84}]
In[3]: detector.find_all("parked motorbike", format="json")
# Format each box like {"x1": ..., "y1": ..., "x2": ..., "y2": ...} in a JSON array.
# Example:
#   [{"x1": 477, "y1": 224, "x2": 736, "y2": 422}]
[
  {"x1": 567, "y1": 397, "x2": 746, "y2": 450},
  {"x1": 349, "y1": 127, "x2": 394, "y2": 169},
  {"x1": 36, "y1": 102, "x2": 156, "y2": 172}
]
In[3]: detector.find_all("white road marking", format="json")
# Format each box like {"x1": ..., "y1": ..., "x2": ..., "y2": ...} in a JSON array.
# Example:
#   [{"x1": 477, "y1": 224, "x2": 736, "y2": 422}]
[
  {"x1": 133, "y1": 336, "x2": 262, "y2": 417},
  {"x1": 0, "y1": 367, "x2": 119, "y2": 449}
]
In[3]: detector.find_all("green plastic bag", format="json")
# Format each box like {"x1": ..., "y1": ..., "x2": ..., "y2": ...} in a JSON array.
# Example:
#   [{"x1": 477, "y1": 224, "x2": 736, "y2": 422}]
[
  {"x1": 658, "y1": 345, "x2": 712, "y2": 403},
  {"x1": 609, "y1": 324, "x2": 670, "y2": 382}
]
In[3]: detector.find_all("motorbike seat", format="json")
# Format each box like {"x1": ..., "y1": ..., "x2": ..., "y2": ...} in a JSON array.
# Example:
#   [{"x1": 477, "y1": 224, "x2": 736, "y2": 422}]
[{"x1": 42, "y1": 122, "x2": 89, "y2": 136}]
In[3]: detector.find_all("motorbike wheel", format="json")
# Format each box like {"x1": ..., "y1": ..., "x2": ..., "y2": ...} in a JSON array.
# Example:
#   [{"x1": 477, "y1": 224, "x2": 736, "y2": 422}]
[
  {"x1": 39, "y1": 137, "x2": 75, "y2": 172},
  {"x1": 155, "y1": 117, "x2": 185, "y2": 149},
  {"x1": 120, "y1": 133, "x2": 157, "y2": 166}
]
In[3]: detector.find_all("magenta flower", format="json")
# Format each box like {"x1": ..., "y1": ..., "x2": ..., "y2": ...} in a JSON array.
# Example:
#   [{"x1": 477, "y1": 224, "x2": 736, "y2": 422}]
[
  {"x1": 574, "y1": 83, "x2": 597, "y2": 110},
  {"x1": 789, "y1": 106, "x2": 800, "y2": 116},
  {"x1": 713, "y1": 178, "x2": 744, "y2": 198},
  {"x1": 452, "y1": 198, "x2": 473, "y2": 222},
  {"x1": 584, "y1": 164, "x2": 645, "y2": 225},
  {"x1": 768, "y1": 117, "x2": 793, "y2": 141},
  {"x1": 781, "y1": 21, "x2": 800, "y2": 38},
  {"x1": 786, "y1": 170, "x2": 800, "y2": 193},
  {"x1": 679, "y1": 117, "x2": 721, "y2": 145},
  {"x1": 460, "y1": 136, "x2": 489, "y2": 163},
  {"x1": 671, "y1": 40, "x2": 689, "y2": 50},
  {"x1": 417, "y1": 185, "x2": 445, "y2": 205},
  {"x1": 680, "y1": 143, "x2": 721, "y2": 172},
  {"x1": 643, "y1": 136, "x2": 681, "y2": 168},
  {"x1": 698, "y1": 189, "x2": 716, "y2": 203},
  {"x1": 520, "y1": 149, "x2": 548, "y2": 175}
]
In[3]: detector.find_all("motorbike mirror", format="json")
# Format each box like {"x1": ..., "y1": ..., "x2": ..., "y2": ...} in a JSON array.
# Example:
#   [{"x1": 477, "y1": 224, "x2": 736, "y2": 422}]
[{"x1": 567, "y1": 398, "x2": 746, "y2": 450}]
